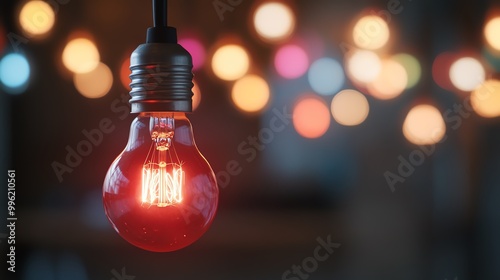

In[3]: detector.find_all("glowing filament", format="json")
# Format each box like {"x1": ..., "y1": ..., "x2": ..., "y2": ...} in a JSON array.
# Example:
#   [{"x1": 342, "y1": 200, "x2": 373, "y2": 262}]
[
  {"x1": 141, "y1": 115, "x2": 184, "y2": 207},
  {"x1": 142, "y1": 163, "x2": 184, "y2": 207}
]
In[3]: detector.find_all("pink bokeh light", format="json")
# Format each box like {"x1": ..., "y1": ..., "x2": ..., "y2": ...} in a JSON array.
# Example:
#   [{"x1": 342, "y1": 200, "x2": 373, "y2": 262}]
[
  {"x1": 179, "y1": 37, "x2": 206, "y2": 71},
  {"x1": 274, "y1": 44, "x2": 309, "y2": 79}
]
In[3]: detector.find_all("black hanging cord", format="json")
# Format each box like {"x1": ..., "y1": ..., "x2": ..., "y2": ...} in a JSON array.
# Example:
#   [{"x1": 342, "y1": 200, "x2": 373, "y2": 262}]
[
  {"x1": 147, "y1": 0, "x2": 177, "y2": 43},
  {"x1": 153, "y1": 0, "x2": 168, "y2": 27}
]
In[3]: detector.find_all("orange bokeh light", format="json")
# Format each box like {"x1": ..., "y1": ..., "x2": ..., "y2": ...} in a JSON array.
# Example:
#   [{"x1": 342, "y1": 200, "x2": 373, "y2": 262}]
[{"x1": 293, "y1": 96, "x2": 330, "y2": 139}]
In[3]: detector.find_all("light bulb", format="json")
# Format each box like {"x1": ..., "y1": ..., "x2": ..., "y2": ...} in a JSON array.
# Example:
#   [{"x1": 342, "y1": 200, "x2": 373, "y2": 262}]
[
  {"x1": 103, "y1": 0, "x2": 218, "y2": 252},
  {"x1": 103, "y1": 112, "x2": 218, "y2": 252}
]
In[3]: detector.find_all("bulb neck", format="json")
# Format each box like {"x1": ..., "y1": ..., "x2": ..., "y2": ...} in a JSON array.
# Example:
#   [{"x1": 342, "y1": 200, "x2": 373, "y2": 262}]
[{"x1": 126, "y1": 113, "x2": 194, "y2": 152}]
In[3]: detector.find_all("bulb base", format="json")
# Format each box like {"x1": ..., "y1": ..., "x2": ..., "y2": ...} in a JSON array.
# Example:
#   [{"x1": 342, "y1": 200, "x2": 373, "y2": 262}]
[{"x1": 129, "y1": 43, "x2": 194, "y2": 113}]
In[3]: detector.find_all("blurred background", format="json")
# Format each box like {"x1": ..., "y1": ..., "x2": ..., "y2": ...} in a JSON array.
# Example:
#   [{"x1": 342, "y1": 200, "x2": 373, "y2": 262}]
[{"x1": 1, "y1": 0, "x2": 500, "y2": 279}]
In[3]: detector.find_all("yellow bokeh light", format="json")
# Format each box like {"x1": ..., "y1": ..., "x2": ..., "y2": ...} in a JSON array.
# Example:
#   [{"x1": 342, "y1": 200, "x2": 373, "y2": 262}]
[
  {"x1": 449, "y1": 57, "x2": 485, "y2": 91},
  {"x1": 471, "y1": 79, "x2": 500, "y2": 118},
  {"x1": 231, "y1": 75, "x2": 270, "y2": 113},
  {"x1": 62, "y1": 38, "x2": 100, "y2": 74},
  {"x1": 293, "y1": 96, "x2": 330, "y2": 139},
  {"x1": 253, "y1": 2, "x2": 295, "y2": 42},
  {"x1": 403, "y1": 104, "x2": 446, "y2": 145},
  {"x1": 331, "y1": 89, "x2": 370, "y2": 126},
  {"x1": 368, "y1": 59, "x2": 408, "y2": 100},
  {"x1": 353, "y1": 15, "x2": 390, "y2": 50},
  {"x1": 192, "y1": 80, "x2": 202, "y2": 111},
  {"x1": 19, "y1": 1, "x2": 55, "y2": 36},
  {"x1": 484, "y1": 17, "x2": 500, "y2": 51},
  {"x1": 346, "y1": 50, "x2": 381, "y2": 84},
  {"x1": 211, "y1": 44, "x2": 250, "y2": 81},
  {"x1": 74, "y1": 62, "x2": 113, "y2": 98}
]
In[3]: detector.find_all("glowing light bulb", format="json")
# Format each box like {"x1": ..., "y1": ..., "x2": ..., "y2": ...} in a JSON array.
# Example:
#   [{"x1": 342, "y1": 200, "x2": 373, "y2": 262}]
[
  {"x1": 103, "y1": 113, "x2": 218, "y2": 252},
  {"x1": 103, "y1": 0, "x2": 217, "y2": 252}
]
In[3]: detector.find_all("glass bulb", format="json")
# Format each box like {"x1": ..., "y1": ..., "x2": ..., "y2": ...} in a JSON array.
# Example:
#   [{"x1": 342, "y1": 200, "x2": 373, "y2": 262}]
[{"x1": 103, "y1": 112, "x2": 218, "y2": 252}]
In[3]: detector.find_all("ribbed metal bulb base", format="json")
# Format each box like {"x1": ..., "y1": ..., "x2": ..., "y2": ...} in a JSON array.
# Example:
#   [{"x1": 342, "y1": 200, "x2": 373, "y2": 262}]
[{"x1": 129, "y1": 43, "x2": 194, "y2": 113}]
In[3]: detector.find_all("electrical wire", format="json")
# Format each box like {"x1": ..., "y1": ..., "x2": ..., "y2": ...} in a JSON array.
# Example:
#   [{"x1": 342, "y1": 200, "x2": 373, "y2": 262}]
[{"x1": 153, "y1": 0, "x2": 168, "y2": 27}]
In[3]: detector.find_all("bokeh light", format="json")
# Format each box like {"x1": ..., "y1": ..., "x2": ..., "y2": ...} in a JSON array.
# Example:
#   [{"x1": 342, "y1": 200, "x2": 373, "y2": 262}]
[
  {"x1": 484, "y1": 17, "x2": 500, "y2": 51},
  {"x1": 211, "y1": 44, "x2": 250, "y2": 81},
  {"x1": 73, "y1": 62, "x2": 113, "y2": 98},
  {"x1": 293, "y1": 96, "x2": 330, "y2": 139},
  {"x1": 471, "y1": 79, "x2": 500, "y2": 118},
  {"x1": 120, "y1": 56, "x2": 131, "y2": 90},
  {"x1": 367, "y1": 59, "x2": 408, "y2": 100},
  {"x1": 274, "y1": 44, "x2": 309, "y2": 79},
  {"x1": 308, "y1": 57, "x2": 345, "y2": 95},
  {"x1": 449, "y1": 57, "x2": 485, "y2": 91},
  {"x1": 353, "y1": 15, "x2": 390, "y2": 50},
  {"x1": 192, "y1": 80, "x2": 202, "y2": 111},
  {"x1": 19, "y1": 0, "x2": 55, "y2": 36},
  {"x1": 231, "y1": 74, "x2": 270, "y2": 113},
  {"x1": 346, "y1": 50, "x2": 381, "y2": 83},
  {"x1": 0, "y1": 53, "x2": 31, "y2": 93},
  {"x1": 392, "y1": 53, "x2": 421, "y2": 89},
  {"x1": 331, "y1": 89, "x2": 369, "y2": 126},
  {"x1": 403, "y1": 104, "x2": 446, "y2": 145},
  {"x1": 432, "y1": 52, "x2": 456, "y2": 90},
  {"x1": 62, "y1": 38, "x2": 100, "y2": 74},
  {"x1": 253, "y1": 2, "x2": 295, "y2": 42},
  {"x1": 179, "y1": 37, "x2": 206, "y2": 71}
]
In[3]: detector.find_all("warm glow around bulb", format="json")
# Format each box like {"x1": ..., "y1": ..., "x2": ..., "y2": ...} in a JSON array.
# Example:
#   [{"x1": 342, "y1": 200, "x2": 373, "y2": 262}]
[
  {"x1": 331, "y1": 89, "x2": 370, "y2": 126},
  {"x1": 353, "y1": 15, "x2": 390, "y2": 50},
  {"x1": 449, "y1": 57, "x2": 485, "y2": 91},
  {"x1": 253, "y1": 2, "x2": 295, "y2": 42},
  {"x1": 471, "y1": 79, "x2": 500, "y2": 118},
  {"x1": 484, "y1": 17, "x2": 500, "y2": 51},
  {"x1": 211, "y1": 44, "x2": 250, "y2": 81},
  {"x1": 367, "y1": 59, "x2": 408, "y2": 100},
  {"x1": 403, "y1": 104, "x2": 446, "y2": 145},
  {"x1": 74, "y1": 62, "x2": 113, "y2": 98},
  {"x1": 293, "y1": 96, "x2": 330, "y2": 139},
  {"x1": 19, "y1": 1, "x2": 55, "y2": 36},
  {"x1": 231, "y1": 74, "x2": 270, "y2": 113},
  {"x1": 346, "y1": 50, "x2": 382, "y2": 83},
  {"x1": 62, "y1": 38, "x2": 100, "y2": 74}
]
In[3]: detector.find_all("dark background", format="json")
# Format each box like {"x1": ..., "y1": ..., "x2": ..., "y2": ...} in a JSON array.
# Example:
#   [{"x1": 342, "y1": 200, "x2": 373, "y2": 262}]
[{"x1": 1, "y1": 0, "x2": 500, "y2": 279}]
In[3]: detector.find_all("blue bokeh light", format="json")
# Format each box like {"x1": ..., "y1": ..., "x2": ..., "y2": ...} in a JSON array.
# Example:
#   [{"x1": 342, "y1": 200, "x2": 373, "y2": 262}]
[
  {"x1": 307, "y1": 57, "x2": 345, "y2": 96},
  {"x1": 0, "y1": 53, "x2": 31, "y2": 93}
]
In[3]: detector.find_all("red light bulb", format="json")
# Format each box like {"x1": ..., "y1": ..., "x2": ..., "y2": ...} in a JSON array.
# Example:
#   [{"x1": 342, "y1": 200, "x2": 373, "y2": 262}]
[{"x1": 103, "y1": 113, "x2": 218, "y2": 252}]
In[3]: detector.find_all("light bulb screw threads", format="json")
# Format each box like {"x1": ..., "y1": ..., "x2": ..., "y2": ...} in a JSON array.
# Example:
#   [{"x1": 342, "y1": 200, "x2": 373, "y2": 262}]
[{"x1": 129, "y1": 0, "x2": 194, "y2": 113}]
